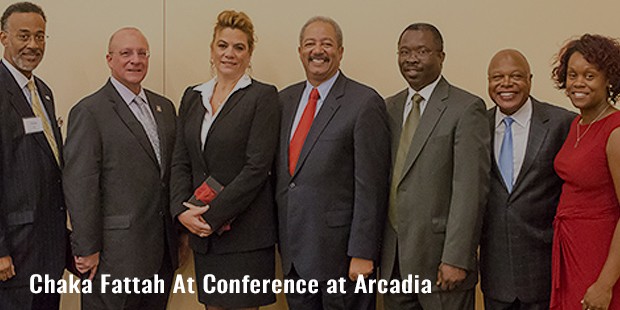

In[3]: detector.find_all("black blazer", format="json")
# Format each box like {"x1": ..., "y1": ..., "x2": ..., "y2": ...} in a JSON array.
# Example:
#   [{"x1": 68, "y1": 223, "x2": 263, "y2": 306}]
[
  {"x1": 480, "y1": 98, "x2": 575, "y2": 303},
  {"x1": 275, "y1": 73, "x2": 391, "y2": 281},
  {"x1": 0, "y1": 62, "x2": 66, "y2": 287},
  {"x1": 64, "y1": 80, "x2": 178, "y2": 279},
  {"x1": 170, "y1": 79, "x2": 280, "y2": 254}
]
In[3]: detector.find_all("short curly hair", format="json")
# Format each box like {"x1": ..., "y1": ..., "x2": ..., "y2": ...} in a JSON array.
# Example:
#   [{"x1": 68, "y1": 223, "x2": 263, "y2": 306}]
[
  {"x1": 212, "y1": 10, "x2": 256, "y2": 53},
  {"x1": 552, "y1": 34, "x2": 620, "y2": 102}
]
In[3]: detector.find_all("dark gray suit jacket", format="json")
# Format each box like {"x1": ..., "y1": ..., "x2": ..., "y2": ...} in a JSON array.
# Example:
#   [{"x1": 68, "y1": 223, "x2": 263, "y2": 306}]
[
  {"x1": 276, "y1": 73, "x2": 391, "y2": 281},
  {"x1": 480, "y1": 98, "x2": 575, "y2": 303},
  {"x1": 63, "y1": 80, "x2": 178, "y2": 279},
  {"x1": 0, "y1": 62, "x2": 66, "y2": 287},
  {"x1": 381, "y1": 77, "x2": 491, "y2": 292}
]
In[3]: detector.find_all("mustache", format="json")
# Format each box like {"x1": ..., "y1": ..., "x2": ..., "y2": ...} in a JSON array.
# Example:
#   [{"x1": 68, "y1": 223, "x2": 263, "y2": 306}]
[{"x1": 20, "y1": 48, "x2": 43, "y2": 56}]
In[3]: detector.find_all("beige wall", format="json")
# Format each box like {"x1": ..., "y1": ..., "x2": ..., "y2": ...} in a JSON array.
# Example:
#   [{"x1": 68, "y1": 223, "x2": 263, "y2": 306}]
[{"x1": 4, "y1": 0, "x2": 620, "y2": 309}]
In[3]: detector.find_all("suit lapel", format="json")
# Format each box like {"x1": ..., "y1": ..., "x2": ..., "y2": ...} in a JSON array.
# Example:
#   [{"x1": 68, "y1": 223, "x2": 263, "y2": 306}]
[
  {"x1": 108, "y1": 81, "x2": 159, "y2": 166},
  {"x1": 511, "y1": 98, "x2": 548, "y2": 196},
  {"x1": 387, "y1": 90, "x2": 407, "y2": 164},
  {"x1": 1, "y1": 63, "x2": 59, "y2": 167},
  {"x1": 398, "y1": 78, "x2": 448, "y2": 185},
  {"x1": 207, "y1": 86, "x2": 248, "y2": 138},
  {"x1": 291, "y1": 74, "x2": 344, "y2": 176},
  {"x1": 488, "y1": 107, "x2": 507, "y2": 191},
  {"x1": 184, "y1": 89, "x2": 209, "y2": 173}
]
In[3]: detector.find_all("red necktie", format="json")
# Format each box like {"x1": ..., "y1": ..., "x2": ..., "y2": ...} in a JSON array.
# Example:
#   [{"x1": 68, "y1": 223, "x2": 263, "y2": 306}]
[{"x1": 289, "y1": 88, "x2": 319, "y2": 175}]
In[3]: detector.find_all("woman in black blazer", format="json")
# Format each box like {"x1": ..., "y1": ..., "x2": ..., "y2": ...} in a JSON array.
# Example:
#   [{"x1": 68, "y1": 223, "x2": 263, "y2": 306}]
[{"x1": 170, "y1": 10, "x2": 280, "y2": 310}]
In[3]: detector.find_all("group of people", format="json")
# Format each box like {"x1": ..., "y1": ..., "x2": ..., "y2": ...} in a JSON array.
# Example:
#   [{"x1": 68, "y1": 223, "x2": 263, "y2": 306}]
[{"x1": 2, "y1": 1, "x2": 620, "y2": 310}]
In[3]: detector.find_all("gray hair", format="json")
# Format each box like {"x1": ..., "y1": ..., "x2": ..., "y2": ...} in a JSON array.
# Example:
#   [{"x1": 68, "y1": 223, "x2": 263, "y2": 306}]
[{"x1": 299, "y1": 16, "x2": 343, "y2": 47}]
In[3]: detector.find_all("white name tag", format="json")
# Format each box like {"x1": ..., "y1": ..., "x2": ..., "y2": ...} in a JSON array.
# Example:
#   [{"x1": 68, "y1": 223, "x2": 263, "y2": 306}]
[{"x1": 23, "y1": 117, "x2": 44, "y2": 134}]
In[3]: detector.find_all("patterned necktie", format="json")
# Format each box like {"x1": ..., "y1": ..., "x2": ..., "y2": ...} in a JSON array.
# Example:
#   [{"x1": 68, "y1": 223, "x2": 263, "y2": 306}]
[
  {"x1": 288, "y1": 88, "x2": 319, "y2": 175},
  {"x1": 27, "y1": 80, "x2": 60, "y2": 166},
  {"x1": 133, "y1": 96, "x2": 161, "y2": 165},
  {"x1": 499, "y1": 117, "x2": 515, "y2": 192},
  {"x1": 389, "y1": 93, "x2": 423, "y2": 230}
]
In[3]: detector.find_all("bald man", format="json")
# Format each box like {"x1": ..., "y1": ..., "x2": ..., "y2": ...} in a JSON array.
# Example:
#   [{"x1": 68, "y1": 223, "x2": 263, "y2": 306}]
[
  {"x1": 479, "y1": 49, "x2": 575, "y2": 310},
  {"x1": 64, "y1": 27, "x2": 178, "y2": 309}
]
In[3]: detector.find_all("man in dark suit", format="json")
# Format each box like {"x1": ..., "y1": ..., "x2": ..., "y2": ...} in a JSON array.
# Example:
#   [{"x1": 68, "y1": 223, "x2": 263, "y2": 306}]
[
  {"x1": 276, "y1": 16, "x2": 391, "y2": 309},
  {"x1": 0, "y1": 2, "x2": 67, "y2": 309},
  {"x1": 63, "y1": 27, "x2": 177, "y2": 310},
  {"x1": 380, "y1": 23, "x2": 491, "y2": 309},
  {"x1": 480, "y1": 49, "x2": 575, "y2": 310}
]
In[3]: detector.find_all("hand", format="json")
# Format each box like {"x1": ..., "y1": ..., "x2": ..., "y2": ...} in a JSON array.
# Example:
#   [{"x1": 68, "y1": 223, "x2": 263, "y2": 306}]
[
  {"x1": 75, "y1": 252, "x2": 100, "y2": 281},
  {"x1": 348, "y1": 257, "x2": 374, "y2": 281},
  {"x1": 178, "y1": 202, "x2": 213, "y2": 238},
  {"x1": 436, "y1": 262, "x2": 467, "y2": 291},
  {"x1": 178, "y1": 233, "x2": 191, "y2": 268},
  {"x1": 582, "y1": 281, "x2": 613, "y2": 310},
  {"x1": 0, "y1": 256, "x2": 15, "y2": 281}
]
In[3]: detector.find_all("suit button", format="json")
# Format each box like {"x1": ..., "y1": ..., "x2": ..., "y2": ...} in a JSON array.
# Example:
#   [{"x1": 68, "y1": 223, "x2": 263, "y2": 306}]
[
  {"x1": 289, "y1": 182, "x2": 296, "y2": 189},
  {"x1": 159, "y1": 211, "x2": 164, "y2": 216},
  {"x1": 161, "y1": 182, "x2": 166, "y2": 188}
]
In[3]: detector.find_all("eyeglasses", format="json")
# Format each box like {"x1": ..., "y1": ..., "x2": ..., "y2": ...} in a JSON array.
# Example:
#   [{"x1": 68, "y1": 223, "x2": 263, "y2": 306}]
[
  {"x1": 5, "y1": 31, "x2": 47, "y2": 43},
  {"x1": 398, "y1": 47, "x2": 437, "y2": 59},
  {"x1": 109, "y1": 49, "x2": 150, "y2": 59}
]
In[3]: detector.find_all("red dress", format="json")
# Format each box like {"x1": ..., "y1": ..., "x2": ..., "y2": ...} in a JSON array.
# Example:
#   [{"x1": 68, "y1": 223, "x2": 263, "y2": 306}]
[{"x1": 552, "y1": 111, "x2": 620, "y2": 309}]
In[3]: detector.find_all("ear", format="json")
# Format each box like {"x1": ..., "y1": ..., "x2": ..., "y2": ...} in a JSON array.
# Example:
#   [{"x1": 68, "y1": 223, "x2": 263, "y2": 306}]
[
  {"x1": 0, "y1": 31, "x2": 8, "y2": 48},
  {"x1": 105, "y1": 53, "x2": 113, "y2": 68}
]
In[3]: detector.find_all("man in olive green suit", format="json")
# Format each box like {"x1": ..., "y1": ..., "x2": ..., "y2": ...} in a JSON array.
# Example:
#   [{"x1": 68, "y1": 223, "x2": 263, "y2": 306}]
[{"x1": 381, "y1": 23, "x2": 491, "y2": 309}]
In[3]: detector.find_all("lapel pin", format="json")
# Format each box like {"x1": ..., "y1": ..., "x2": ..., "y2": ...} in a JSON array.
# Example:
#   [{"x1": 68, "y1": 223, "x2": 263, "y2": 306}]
[
  {"x1": 44, "y1": 95, "x2": 51, "y2": 101},
  {"x1": 156, "y1": 105, "x2": 162, "y2": 113},
  {"x1": 57, "y1": 116, "x2": 64, "y2": 128}
]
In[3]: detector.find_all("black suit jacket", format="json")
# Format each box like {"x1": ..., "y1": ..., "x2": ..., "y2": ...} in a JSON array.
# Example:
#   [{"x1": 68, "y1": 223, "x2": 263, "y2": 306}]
[
  {"x1": 0, "y1": 62, "x2": 66, "y2": 287},
  {"x1": 170, "y1": 80, "x2": 280, "y2": 254},
  {"x1": 275, "y1": 73, "x2": 391, "y2": 281},
  {"x1": 63, "y1": 80, "x2": 178, "y2": 279},
  {"x1": 480, "y1": 97, "x2": 575, "y2": 302}
]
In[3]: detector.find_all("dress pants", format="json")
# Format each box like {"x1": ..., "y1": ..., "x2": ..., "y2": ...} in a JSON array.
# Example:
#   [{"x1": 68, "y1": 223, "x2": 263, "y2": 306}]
[
  {"x1": 484, "y1": 296, "x2": 550, "y2": 310},
  {"x1": 284, "y1": 264, "x2": 376, "y2": 310}
]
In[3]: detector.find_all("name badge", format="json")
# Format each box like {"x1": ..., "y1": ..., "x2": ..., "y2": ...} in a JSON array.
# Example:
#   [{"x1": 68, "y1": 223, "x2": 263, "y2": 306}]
[{"x1": 23, "y1": 117, "x2": 44, "y2": 134}]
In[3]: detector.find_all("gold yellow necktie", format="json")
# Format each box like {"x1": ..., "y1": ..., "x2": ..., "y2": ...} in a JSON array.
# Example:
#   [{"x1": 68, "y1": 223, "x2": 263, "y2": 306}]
[{"x1": 27, "y1": 80, "x2": 60, "y2": 165}]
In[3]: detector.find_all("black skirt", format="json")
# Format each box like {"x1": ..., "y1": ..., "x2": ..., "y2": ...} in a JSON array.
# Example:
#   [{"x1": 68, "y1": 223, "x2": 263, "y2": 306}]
[{"x1": 194, "y1": 246, "x2": 276, "y2": 308}]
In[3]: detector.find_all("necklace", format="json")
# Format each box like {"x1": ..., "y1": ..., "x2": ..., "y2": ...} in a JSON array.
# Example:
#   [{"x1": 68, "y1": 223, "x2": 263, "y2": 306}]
[{"x1": 574, "y1": 104, "x2": 611, "y2": 148}]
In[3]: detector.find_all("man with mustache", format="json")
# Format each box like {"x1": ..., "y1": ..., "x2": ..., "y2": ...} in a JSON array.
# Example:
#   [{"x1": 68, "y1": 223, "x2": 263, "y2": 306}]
[
  {"x1": 380, "y1": 23, "x2": 491, "y2": 309},
  {"x1": 275, "y1": 16, "x2": 391, "y2": 309},
  {"x1": 480, "y1": 49, "x2": 574, "y2": 310},
  {"x1": 0, "y1": 2, "x2": 67, "y2": 309},
  {"x1": 63, "y1": 27, "x2": 178, "y2": 309}
]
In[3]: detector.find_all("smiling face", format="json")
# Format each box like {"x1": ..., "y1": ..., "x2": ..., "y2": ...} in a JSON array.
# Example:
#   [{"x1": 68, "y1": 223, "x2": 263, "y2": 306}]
[
  {"x1": 565, "y1": 52, "x2": 609, "y2": 113},
  {"x1": 106, "y1": 28, "x2": 149, "y2": 94},
  {"x1": 398, "y1": 29, "x2": 444, "y2": 91},
  {"x1": 211, "y1": 27, "x2": 252, "y2": 80},
  {"x1": 0, "y1": 12, "x2": 46, "y2": 78},
  {"x1": 487, "y1": 50, "x2": 532, "y2": 115},
  {"x1": 298, "y1": 21, "x2": 343, "y2": 86}
]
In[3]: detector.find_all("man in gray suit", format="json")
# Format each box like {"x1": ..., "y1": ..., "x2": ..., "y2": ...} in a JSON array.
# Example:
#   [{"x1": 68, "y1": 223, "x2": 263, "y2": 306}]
[
  {"x1": 276, "y1": 16, "x2": 391, "y2": 310},
  {"x1": 381, "y1": 23, "x2": 491, "y2": 309},
  {"x1": 63, "y1": 27, "x2": 177, "y2": 310},
  {"x1": 480, "y1": 49, "x2": 575, "y2": 310},
  {"x1": 0, "y1": 2, "x2": 66, "y2": 309}
]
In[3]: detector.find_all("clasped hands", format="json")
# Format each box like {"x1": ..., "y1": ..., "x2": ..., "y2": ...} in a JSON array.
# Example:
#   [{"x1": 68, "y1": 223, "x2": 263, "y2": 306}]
[
  {"x1": 581, "y1": 280, "x2": 612, "y2": 310},
  {"x1": 178, "y1": 202, "x2": 213, "y2": 238}
]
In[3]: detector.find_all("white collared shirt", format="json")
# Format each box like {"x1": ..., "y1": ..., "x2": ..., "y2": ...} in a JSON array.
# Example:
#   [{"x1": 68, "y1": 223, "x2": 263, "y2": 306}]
[
  {"x1": 194, "y1": 74, "x2": 252, "y2": 149},
  {"x1": 402, "y1": 75, "x2": 442, "y2": 126},
  {"x1": 290, "y1": 71, "x2": 340, "y2": 140},
  {"x1": 2, "y1": 58, "x2": 51, "y2": 122},
  {"x1": 494, "y1": 98, "x2": 533, "y2": 184},
  {"x1": 110, "y1": 76, "x2": 155, "y2": 125}
]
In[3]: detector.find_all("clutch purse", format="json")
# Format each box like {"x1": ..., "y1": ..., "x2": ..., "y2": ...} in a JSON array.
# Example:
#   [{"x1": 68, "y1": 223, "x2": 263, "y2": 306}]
[{"x1": 188, "y1": 176, "x2": 233, "y2": 235}]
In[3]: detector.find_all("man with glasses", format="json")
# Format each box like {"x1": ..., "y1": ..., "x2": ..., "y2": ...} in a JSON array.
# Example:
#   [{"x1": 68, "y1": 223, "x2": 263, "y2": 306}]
[
  {"x1": 380, "y1": 23, "x2": 491, "y2": 309},
  {"x1": 0, "y1": 2, "x2": 67, "y2": 309},
  {"x1": 64, "y1": 27, "x2": 178, "y2": 310}
]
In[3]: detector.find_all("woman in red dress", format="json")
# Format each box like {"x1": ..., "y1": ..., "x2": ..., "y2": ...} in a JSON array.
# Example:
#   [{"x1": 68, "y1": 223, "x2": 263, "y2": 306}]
[{"x1": 552, "y1": 34, "x2": 620, "y2": 310}]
